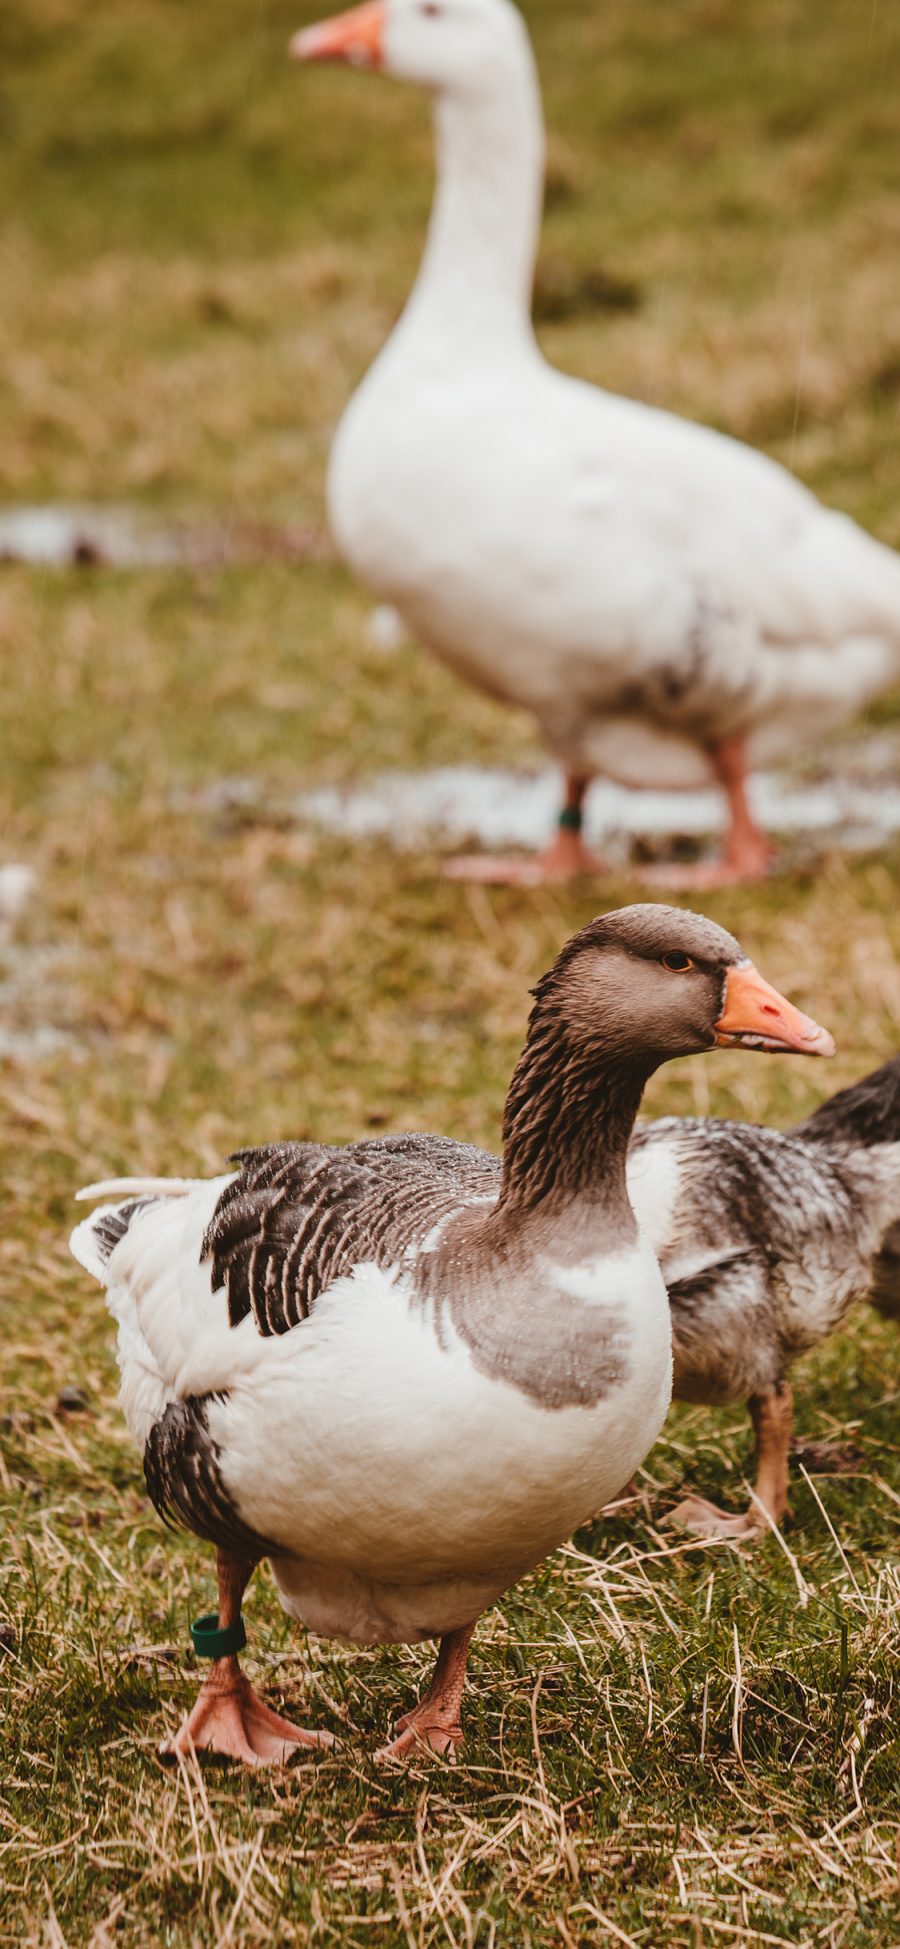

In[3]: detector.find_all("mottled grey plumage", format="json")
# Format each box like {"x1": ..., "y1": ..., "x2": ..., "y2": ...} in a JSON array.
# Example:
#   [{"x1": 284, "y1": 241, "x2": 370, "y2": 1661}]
[
  {"x1": 792, "y1": 1057, "x2": 900, "y2": 1323},
  {"x1": 793, "y1": 1054, "x2": 900, "y2": 1150},
  {"x1": 624, "y1": 1055, "x2": 900, "y2": 1535},
  {"x1": 632, "y1": 1112, "x2": 900, "y2": 1406},
  {"x1": 191, "y1": 1048, "x2": 899, "y2": 1510},
  {"x1": 90, "y1": 1198, "x2": 156, "y2": 1265},
  {"x1": 205, "y1": 1135, "x2": 497, "y2": 1336},
  {"x1": 204, "y1": 1134, "x2": 636, "y2": 1410},
  {"x1": 143, "y1": 1396, "x2": 279, "y2": 1562}
]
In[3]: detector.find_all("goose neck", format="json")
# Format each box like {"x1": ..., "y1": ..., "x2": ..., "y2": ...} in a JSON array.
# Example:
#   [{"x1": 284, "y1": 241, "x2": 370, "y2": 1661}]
[
  {"x1": 401, "y1": 67, "x2": 545, "y2": 347},
  {"x1": 496, "y1": 1007, "x2": 654, "y2": 1226}
]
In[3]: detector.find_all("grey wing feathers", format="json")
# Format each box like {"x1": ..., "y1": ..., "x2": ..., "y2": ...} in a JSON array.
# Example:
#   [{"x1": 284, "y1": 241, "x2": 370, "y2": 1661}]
[
  {"x1": 87, "y1": 1198, "x2": 158, "y2": 1267},
  {"x1": 792, "y1": 1056, "x2": 900, "y2": 1150},
  {"x1": 634, "y1": 1112, "x2": 899, "y2": 1404},
  {"x1": 143, "y1": 1396, "x2": 279, "y2": 1560},
  {"x1": 639, "y1": 1116, "x2": 875, "y2": 1263},
  {"x1": 870, "y1": 1222, "x2": 900, "y2": 1321},
  {"x1": 202, "y1": 1134, "x2": 500, "y2": 1338},
  {"x1": 666, "y1": 1249, "x2": 778, "y2": 1404},
  {"x1": 789, "y1": 1059, "x2": 900, "y2": 1319}
]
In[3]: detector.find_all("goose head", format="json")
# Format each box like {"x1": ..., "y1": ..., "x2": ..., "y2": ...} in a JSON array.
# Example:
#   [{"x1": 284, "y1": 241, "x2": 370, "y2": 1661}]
[
  {"x1": 532, "y1": 906, "x2": 835, "y2": 1067},
  {"x1": 290, "y1": 0, "x2": 529, "y2": 93},
  {"x1": 497, "y1": 905, "x2": 833, "y2": 1216}
]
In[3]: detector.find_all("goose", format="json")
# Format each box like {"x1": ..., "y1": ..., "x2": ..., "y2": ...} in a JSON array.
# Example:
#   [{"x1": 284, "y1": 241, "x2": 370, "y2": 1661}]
[
  {"x1": 291, "y1": 0, "x2": 900, "y2": 889},
  {"x1": 621, "y1": 1059, "x2": 900, "y2": 1539},
  {"x1": 69, "y1": 905, "x2": 832, "y2": 1766},
  {"x1": 797, "y1": 1056, "x2": 900, "y2": 1327}
]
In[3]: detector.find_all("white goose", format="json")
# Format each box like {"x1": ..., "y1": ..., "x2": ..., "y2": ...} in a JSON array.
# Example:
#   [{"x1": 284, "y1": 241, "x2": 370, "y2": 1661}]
[
  {"x1": 292, "y1": 0, "x2": 900, "y2": 887},
  {"x1": 70, "y1": 906, "x2": 832, "y2": 1765}
]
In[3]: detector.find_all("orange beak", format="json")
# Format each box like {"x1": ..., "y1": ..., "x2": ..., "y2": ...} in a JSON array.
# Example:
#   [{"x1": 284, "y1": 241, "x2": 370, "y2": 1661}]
[
  {"x1": 715, "y1": 963, "x2": 835, "y2": 1058},
  {"x1": 290, "y1": 2, "x2": 385, "y2": 67}
]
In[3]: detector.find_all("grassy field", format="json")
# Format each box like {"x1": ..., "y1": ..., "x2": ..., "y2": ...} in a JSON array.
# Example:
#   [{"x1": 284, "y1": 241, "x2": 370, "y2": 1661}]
[{"x1": 3, "y1": 0, "x2": 900, "y2": 1943}]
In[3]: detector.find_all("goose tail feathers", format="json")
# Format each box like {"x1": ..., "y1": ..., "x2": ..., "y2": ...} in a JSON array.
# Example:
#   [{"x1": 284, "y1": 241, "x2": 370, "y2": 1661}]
[
  {"x1": 792, "y1": 1056, "x2": 900, "y2": 1151},
  {"x1": 75, "y1": 1176, "x2": 197, "y2": 1203},
  {"x1": 70, "y1": 1177, "x2": 197, "y2": 1284}
]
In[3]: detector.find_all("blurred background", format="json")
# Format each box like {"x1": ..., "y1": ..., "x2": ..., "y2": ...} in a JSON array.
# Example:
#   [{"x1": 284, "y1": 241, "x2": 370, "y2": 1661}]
[
  {"x1": 5, "y1": 0, "x2": 900, "y2": 888},
  {"x1": 4, "y1": 0, "x2": 900, "y2": 532},
  {"x1": 3, "y1": 0, "x2": 900, "y2": 1126}
]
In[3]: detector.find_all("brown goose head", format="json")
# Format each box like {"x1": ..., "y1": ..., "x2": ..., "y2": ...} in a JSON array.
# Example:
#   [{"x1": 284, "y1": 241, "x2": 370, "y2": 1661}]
[
  {"x1": 498, "y1": 905, "x2": 833, "y2": 1214},
  {"x1": 532, "y1": 904, "x2": 834, "y2": 1068}
]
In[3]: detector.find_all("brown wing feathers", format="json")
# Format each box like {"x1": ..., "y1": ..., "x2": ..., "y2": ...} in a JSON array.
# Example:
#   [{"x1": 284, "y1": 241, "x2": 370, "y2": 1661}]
[{"x1": 202, "y1": 1136, "x2": 501, "y2": 1338}]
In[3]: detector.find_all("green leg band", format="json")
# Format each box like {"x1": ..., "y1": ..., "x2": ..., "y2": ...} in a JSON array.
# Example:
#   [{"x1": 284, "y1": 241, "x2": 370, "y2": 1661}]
[
  {"x1": 191, "y1": 1613, "x2": 247, "y2": 1659},
  {"x1": 558, "y1": 804, "x2": 583, "y2": 833}
]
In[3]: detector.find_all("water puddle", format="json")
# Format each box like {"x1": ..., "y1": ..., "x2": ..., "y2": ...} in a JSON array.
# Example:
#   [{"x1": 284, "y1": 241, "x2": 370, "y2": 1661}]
[
  {"x1": 0, "y1": 864, "x2": 36, "y2": 933},
  {"x1": 292, "y1": 755, "x2": 900, "y2": 853},
  {"x1": 0, "y1": 504, "x2": 331, "y2": 570}
]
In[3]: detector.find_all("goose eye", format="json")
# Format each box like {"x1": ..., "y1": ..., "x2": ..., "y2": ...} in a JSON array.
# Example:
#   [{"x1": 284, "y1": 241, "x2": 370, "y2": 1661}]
[
  {"x1": 420, "y1": 2, "x2": 442, "y2": 13},
  {"x1": 661, "y1": 951, "x2": 694, "y2": 972}
]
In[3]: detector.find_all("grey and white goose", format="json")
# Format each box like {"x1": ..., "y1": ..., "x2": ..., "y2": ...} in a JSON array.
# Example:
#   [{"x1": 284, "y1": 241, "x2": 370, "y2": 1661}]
[
  {"x1": 623, "y1": 1056, "x2": 900, "y2": 1541},
  {"x1": 795, "y1": 1056, "x2": 900, "y2": 1325},
  {"x1": 70, "y1": 905, "x2": 831, "y2": 1767}
]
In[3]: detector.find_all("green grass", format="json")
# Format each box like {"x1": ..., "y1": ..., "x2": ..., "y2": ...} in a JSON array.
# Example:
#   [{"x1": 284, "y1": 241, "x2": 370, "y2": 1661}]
[{"x1": 2, "y1": 0, "x2": 900, "y2": 1942}]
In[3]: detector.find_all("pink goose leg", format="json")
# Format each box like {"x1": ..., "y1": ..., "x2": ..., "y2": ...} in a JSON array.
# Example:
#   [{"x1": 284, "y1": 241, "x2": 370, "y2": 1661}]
[
  {"x1": 646, "y1": 735, "x2": 774, "y2": 889},
  {"x1": 375, "y1": 1622, "x2": 477, "y2": 1763},
  {"x1": 444, "y1": 775, "x2": 607, "y2": 886},
  {"x1": 667, "y1": 1381, "x2": 794, "y2": 1543},
  {"x1": 164, "y1": 1550, "x2": 335, "y2": 1766}
]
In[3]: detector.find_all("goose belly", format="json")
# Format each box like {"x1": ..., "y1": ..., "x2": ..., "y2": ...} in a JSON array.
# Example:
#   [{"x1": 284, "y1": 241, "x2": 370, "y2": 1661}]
[
  {"x1": 576, "y1": 659, "x2": 900, "y2": 791},
  {"x1": 326, "y1": 365, "x2": 691, "y2": 724},
  {"x1": 329, "y1": 367, "x2": 900, "y2": 788},
  {"x1": 328, "y1": 386, "x2": 580, "y2": 710},
  {"x1": 210, "y1": 1254, "x2": 671, "y2": 1645}
]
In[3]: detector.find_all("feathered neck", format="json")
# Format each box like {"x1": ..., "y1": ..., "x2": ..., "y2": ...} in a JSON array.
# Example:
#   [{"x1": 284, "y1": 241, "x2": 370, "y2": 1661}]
[
  {"x1": 397, "y1": 53, "x2": 545, "y2": 350},
  {"x1": 495, "y1": 991, "x2": 655, "y2": 1223}
]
